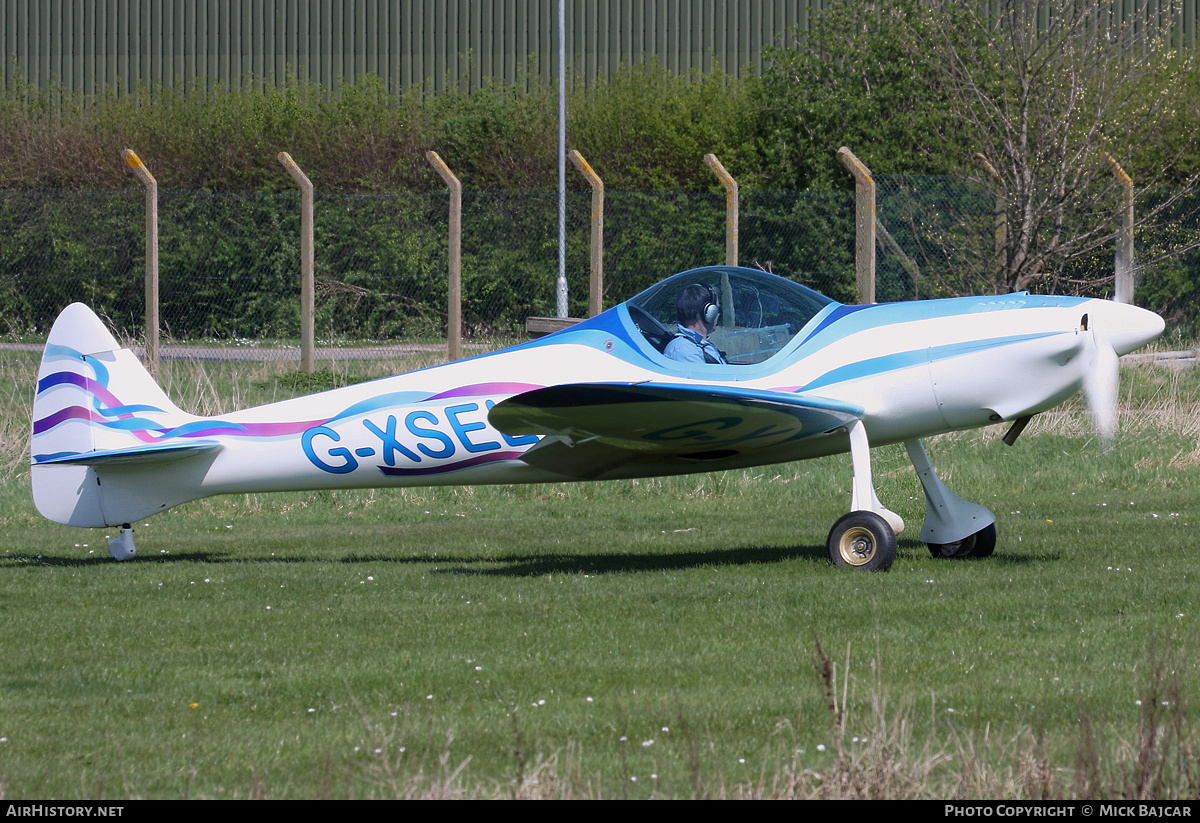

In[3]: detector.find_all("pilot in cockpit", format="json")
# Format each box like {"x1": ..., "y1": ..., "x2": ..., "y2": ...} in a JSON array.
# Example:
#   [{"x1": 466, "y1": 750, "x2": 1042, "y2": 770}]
[{"x1": 664, "y1": 283, "x2": 728, "y2": 365}]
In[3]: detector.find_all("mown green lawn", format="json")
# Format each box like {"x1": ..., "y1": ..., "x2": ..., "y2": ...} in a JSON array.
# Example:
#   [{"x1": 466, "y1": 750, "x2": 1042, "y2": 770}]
[{"x1": 0, "y1": 356, "x2": 1197, "y2": 798}]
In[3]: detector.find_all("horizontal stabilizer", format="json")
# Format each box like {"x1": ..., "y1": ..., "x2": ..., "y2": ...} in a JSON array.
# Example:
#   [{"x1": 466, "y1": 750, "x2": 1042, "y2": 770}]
[
  {"x1": 489, "y1": 382, "x2": 861, "y2": 478},
  {"x1": 34, "y1": 440, "x2": 221, "y2": 467}
]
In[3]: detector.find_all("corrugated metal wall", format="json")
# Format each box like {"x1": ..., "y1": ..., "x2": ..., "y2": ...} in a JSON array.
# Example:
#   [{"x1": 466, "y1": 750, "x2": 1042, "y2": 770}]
[
  {"x1": 3, "y1": 1, "x2": 1197, "y2": 98},
  {"x1": 0, "y1": 0, "x2": 832, "y2": 96}
]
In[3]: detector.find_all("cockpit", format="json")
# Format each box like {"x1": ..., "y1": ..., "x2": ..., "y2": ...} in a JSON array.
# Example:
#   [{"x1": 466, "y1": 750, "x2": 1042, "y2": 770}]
[{"x1": 624, "y1": 266, "x2": 836, "y2": 364}]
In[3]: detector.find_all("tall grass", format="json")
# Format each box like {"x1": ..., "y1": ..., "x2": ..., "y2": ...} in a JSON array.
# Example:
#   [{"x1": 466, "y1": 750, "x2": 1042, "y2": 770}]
[{"x1": 344, "y1": 647, "x2": 1199, "y2": 799}]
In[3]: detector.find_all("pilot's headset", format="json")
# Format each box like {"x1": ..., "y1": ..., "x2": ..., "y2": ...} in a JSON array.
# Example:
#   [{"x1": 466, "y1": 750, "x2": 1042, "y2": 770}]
[{"x1": 697, "y1": 283, "x2": 721, "y2": 325}]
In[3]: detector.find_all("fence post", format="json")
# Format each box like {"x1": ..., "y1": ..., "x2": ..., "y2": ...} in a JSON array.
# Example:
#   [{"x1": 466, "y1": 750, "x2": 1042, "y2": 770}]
[
  {"x1": 1104, "y1": 153, "x2": 1135, "y2": 304},
  {"x1": 426, "y1": 151, "x2": 462, "y2": 362},
  {"x1": 837, "y1": 147, "x2": 876, "y2": 304},
  {"x1": 704, "y1": 154, "x2": 738, "y2": 266},
  {"x1": 278, "y1": 152, "x2": 316, "y2": 373},
  {"x1": 569, "y1": 150, "x2": 604, "y2": 317},
  {"x1": 975, "y1": 153, "x2": 1007, "y2": 285},
  {"x1": 124, "y1": 149, "x2": 159, "y2": 377}
]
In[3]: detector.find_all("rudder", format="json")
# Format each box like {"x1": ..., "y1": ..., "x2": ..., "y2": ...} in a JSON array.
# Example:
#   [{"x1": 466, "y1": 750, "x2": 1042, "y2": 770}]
[{"x1": 31, "y1": 304, "x2": 193, "y2": 527}]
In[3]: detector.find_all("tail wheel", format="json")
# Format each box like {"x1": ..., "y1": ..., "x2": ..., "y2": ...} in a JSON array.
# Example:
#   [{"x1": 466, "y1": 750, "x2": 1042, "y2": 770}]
[
  {"x1": 927, "y1": 523, "x2": 996, "y2": 559},
  {"x1": 827, "y1": 511, "x2": 897, "y2": 572}
]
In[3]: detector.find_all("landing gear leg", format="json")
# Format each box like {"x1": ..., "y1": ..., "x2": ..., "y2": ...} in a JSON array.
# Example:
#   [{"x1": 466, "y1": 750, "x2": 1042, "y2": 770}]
[
  {"x1": 848, "y1": 420, "x2": 905, "y2": 536},
  {"x1": 826, "y1": 421, "x2": 900, "y2": 571},
  {"x1": 904, "y1": 439, "x2": 996, "y2": 559}
]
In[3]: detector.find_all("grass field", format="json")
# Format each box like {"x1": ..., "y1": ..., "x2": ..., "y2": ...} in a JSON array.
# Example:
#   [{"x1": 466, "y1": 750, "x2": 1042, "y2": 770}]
[{"x1": 1, "y1": 351, "x2": 1198, "y2": 798}]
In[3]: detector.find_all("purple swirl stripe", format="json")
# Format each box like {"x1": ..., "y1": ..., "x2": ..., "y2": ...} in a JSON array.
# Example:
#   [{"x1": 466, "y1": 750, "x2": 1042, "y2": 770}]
[
  {"x1": 376, "y1": 451, "x2": 526, "y2": 477},
  {"x1": 35, "y1": 374, "x2": 545, "y2": 445}
]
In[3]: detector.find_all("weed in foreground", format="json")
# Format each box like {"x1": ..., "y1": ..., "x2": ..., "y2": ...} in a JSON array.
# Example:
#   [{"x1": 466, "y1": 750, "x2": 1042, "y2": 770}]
[{"x1": 338, "y1": 641, "x2": 1200, "y2": 800}]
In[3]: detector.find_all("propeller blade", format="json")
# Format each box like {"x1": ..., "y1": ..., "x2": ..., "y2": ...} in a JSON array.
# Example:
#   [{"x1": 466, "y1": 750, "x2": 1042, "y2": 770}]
[{"x1": 1081, "y1": 331, "x2": 1119, "y2": 444}]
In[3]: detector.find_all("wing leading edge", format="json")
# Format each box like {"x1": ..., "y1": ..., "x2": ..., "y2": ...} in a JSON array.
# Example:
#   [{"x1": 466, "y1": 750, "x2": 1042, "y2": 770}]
[{"x1": 488, "y1": 382, "x2": 862, "y2": 480}]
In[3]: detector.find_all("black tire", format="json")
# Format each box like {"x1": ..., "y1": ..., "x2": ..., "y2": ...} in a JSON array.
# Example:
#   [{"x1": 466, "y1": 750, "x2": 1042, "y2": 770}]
[
  {"x1": 827, "y1": 511, "x2": 897, "y2": 571},
  {"x1": 927, "y1": 522, "x2": 996, "y2": 559}
]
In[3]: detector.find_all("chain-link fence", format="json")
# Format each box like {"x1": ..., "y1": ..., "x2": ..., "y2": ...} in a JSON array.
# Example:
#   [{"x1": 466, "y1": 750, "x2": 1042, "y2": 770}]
[
  {"x1": 2, "y1": 178, "x2": 1198, "y2": 362},
  {"x1": 874, "y1": 176, "x2": 1200, "y2": 312}
]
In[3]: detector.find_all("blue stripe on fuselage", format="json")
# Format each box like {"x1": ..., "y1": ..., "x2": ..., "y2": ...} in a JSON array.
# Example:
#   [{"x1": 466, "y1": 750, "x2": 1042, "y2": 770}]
[
  {"x1": 801, "y1": 295, "x2": 1085, "y2": 345},
  {"x1": 800, "y1": 331, "x2": 1063, "y2": 391},
  {"x1": 494, "y1": 304, "x2": 670, "y2": 368}
]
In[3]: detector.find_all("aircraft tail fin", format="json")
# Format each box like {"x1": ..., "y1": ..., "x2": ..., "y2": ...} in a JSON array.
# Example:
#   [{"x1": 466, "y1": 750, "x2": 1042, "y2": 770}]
[{"x1": 31, "y1": 304, "x2": 201, "y2": 527}]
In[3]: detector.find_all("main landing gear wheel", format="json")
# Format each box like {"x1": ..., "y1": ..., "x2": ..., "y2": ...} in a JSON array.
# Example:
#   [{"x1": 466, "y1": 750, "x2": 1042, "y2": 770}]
[
  {"x1": 927, "y1": 523, "x2": 996, "y2": 559},
  {"x1": 827, "y1": 511, "x2": 897, "y2": 572}
]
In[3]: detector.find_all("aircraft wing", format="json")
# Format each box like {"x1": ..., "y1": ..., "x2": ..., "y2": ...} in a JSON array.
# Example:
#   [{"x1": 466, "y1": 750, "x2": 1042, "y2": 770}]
[{"x1": 488, "y1": 382, "x2": 862, "y2": 479}]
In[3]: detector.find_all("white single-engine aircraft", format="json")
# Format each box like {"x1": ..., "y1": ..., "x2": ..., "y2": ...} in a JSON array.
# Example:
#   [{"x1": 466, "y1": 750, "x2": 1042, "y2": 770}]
[{"x1": 31, "y1": 265, "x2": 1164, "y2": 570}]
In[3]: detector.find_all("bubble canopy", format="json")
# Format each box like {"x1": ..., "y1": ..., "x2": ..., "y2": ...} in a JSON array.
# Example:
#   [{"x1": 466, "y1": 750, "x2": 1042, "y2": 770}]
[{"x1": 624, "y1": 266, "x2": 837, "y2": 364}]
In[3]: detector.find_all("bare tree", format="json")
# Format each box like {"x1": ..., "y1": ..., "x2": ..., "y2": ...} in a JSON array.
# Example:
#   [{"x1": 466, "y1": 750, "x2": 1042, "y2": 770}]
[{"x1": 902, "y1": 0, "x2": 1198, "y2": 294}]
